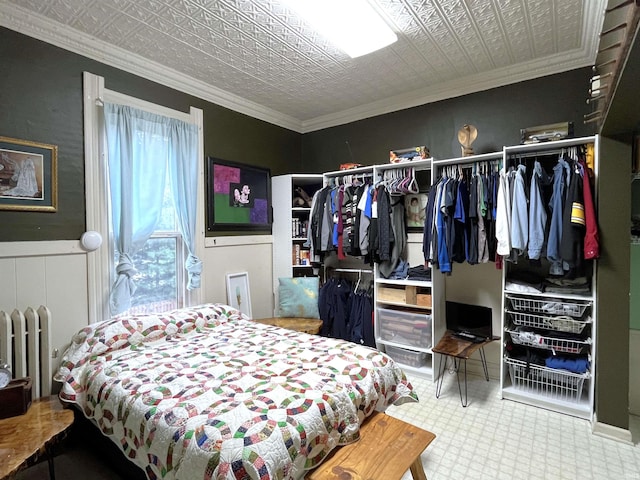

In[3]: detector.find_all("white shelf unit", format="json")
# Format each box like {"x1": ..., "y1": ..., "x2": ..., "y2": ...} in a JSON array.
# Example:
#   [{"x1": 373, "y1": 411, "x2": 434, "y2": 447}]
[
  {"x1": 499, "y1": 135, "x2": 598, "y2": 420},
  {"x1": 369, "y1": 159, "x2": 443, "y2": 380},
  {"x1": 271, "y1": 174, "x2": 323, "y2": 315}
]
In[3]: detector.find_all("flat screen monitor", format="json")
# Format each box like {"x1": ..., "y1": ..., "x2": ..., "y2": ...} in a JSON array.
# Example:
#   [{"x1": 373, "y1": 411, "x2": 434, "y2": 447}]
[{"x1": 445, "y1": 301, "x2": 493, "y2": 340}]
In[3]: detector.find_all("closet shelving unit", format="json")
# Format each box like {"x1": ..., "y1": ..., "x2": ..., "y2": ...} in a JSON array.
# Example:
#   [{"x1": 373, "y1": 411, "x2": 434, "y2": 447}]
[
  {"x1": 372, "y1": 159, "x2": 440, "y2": 379},
  {"x1": 271, "y1": 174, "x2": 323, "y2": 315},
  {"x1": 299, "y1": 137, "x2": 601, "y2": 416},
  {"x1": 499, "y1": 135, "x2": 599, "y2": 420}
]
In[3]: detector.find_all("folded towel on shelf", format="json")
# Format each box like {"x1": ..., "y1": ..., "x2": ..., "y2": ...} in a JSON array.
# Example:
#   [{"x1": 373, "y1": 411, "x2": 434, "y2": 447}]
[
  {"x1": 545, "y1": 356, "x2": 590, "y2": 374},
  {"x1": 543, "y1": 276, "x2": 590, "y2": 295}
]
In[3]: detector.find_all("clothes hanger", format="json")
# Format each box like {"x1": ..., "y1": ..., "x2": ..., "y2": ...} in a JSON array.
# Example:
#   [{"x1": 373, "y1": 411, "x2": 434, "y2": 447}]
[{"x1": 406, "y1": 167, "x2": 420, "y2": 193}]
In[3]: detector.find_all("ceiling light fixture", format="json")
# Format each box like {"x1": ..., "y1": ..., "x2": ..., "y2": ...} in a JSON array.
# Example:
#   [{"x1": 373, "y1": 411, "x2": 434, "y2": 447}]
[{"x1": 280, "y1": 0, "x2": 397, "y2": 58}]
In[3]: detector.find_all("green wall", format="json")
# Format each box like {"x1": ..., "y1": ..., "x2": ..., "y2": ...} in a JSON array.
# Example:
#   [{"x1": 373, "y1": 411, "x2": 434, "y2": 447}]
[
  {"x1": 0, "y1": 27, "x2": 301, "y2": 242},
  {"x1": 632, "y1": 244, "x2": 640, "y2": 330}
]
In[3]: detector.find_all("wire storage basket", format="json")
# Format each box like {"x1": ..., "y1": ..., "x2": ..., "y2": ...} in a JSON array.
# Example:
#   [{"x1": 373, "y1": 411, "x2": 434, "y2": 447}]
[
  {"x1": 505, "y1": 356, "x2": 589, "y2": 402},
  {"x1": 506, "y1": 295, "x2": 590, "y2": 318},
  {"x1": 506, "y1": 329, "x2": 591, "y2": 354},
  {"x1": 507, "y1": 310, "x2": 590, "y2": 334}
]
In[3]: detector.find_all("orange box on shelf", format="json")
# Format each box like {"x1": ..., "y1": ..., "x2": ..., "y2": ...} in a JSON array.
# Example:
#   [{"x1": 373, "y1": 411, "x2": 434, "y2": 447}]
[{"x1": 416, "y1": 294, "x2": 432, "y2": 308}]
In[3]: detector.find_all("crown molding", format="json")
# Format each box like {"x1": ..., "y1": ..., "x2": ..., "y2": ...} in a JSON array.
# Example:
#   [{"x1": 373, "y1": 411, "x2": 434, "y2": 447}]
[
  {"x1": 1, "y1": 1, "x2": 606, "y2": 135},
  {"x1": 300, "y1": 49, "x2": 594, "y2": 133},
  {"x1": 0, "y1": 2, "x2": 304, "y2": 132}
]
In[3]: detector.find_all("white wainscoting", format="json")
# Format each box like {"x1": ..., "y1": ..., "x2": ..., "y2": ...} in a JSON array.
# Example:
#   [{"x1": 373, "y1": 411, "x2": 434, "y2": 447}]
[
  {"x1": 203, "y1": 236, "x2": 274, "y2": 320},
  {"x1": 0, "y1": 238, "x2": 277, "y2": 374},
  {"x1": 0, "y1": 240, "x2": 90, "y2": 377}
]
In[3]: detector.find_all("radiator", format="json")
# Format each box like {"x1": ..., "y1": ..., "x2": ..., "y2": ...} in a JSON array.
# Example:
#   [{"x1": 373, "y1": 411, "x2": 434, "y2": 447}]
[{"x1": 0, "y1": 306, "x2": 52, "y2": 398}]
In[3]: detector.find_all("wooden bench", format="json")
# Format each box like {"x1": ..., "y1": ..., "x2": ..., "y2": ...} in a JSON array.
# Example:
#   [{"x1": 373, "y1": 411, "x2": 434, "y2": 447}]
[
  {"x1": 252, "y1": 317, "x2": 323, "y2": 334},
  {"x1": 306, "y1": 411, "x2": 435, "y2": 480}
]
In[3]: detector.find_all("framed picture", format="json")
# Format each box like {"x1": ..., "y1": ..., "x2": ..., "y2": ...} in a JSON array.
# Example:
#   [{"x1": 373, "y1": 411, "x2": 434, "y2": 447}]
[
  {"x1": 226, "y1": 272, "x2": 252, "y2": 317},
  {"x1": 404, "y1": 193, "x2": 428, "y2": 231},
  {"x1": 207, "y1": 157, "x2": 271, "y2": 232},
  {"x1": 0, "y1": 136, "x2": 58, "y2": 212}
]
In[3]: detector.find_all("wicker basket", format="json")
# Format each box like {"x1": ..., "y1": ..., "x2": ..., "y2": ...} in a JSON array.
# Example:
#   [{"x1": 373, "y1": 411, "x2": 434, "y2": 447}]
[
  {"x1": 508, "y1": 310, "x2": 590, "y2": 334},
  {"x1": 505, "y1": 356, "x2": 588, "y2": 402},
  {"x1": 506, "y1": 295, "x2": 589, "y2": 317},
  {"x1": 506, "y1": 329, "x2": 591, "y2": 354}
]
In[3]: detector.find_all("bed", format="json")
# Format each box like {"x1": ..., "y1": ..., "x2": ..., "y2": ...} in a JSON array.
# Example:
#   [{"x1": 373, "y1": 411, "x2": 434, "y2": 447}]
[{"x1": 54, "y1": 303, "x2": 418, "y2": 480}]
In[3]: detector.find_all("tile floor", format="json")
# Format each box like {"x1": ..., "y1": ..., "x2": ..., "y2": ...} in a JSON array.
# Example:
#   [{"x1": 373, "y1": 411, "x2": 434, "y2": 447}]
[
  {"x1": 387, "y1": 373, "x2": 640, "y2": 480},
  {"x1": 16, "y1": 373, "x2": 640, "y2": 480}
]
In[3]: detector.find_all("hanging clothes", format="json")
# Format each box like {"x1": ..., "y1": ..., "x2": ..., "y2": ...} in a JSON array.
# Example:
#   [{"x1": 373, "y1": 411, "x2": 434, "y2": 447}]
[
  {"x1": 422, "y1": 180, "x2": 439, "y2": 265},
  {"x1": 319, "y1": 277, "x2": 352, "y2": 338},
  {"x1": 547, "y1": 156, "x2": 571, "y2": 275},
  {"x1": 495, "y1": 166, "x2": 512, "y2": 257},
  {"x1": 358, "y1": 184, "x2": 374, "y2": 256},
  {"x1": 467, "y1": 173, "x2": 480, "y2": 264},
  {"x1": 486, "y1": 168, "x2": 499, "y2": 261},
  {"x1": 560, "y1": 160, "x2": 586, "y2": 276},
  {"x1": 477, "y1": 171, "x2": 489, "y2": 263},
  {"x1": 451, "y1": 176, "x2": 469, "y2": 263},
  {"x1": 318, "y1": 276, "x2": 375, "y2": 347},
  {"x1": 580, "y1": 157, "x2": 600, "y2": 260},
  {"x1": 510, "y1": 163, "x2": 529, "y2": 256},
  {"x1": 379, "y1": 196, "x2": 407, "y2": 278},
  {"x1": 527, "y1": 160, "x2": 549, "y2": 261},
  {"x1": 374, "y1": 185, "x2": 392, "y2": 263}
]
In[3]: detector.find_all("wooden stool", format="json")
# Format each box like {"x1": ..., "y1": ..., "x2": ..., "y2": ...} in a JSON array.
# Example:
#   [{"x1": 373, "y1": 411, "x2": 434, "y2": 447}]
[
  {"x1": 305, "y1": 411, "x2": 435, "y2": 480},
  {"x1": 253, "y1": 317, "x2": 323, "y2": 334}
]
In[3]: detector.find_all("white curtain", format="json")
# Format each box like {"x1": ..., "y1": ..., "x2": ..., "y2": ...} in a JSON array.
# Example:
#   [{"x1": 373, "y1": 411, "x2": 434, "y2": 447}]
[{"x1": 104, "y1": 103, "x2": 201, "y2": 315}]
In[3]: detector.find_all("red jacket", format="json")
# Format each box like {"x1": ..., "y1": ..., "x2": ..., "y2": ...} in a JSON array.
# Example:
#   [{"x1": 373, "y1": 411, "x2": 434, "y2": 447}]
[{"x1": 580, "y1": 159, "x2": 599, "y2": 260}]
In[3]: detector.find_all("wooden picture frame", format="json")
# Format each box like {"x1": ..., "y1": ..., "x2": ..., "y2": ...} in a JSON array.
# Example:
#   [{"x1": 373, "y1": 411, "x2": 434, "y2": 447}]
[
  {"x1": 0, "y1": 136, "x2": 57, "y2": 212},
  {"x1": 226, "y1": 271, "x2": 252, "y2": 317},
  {"x1": 207, "y1": 157, "x2": 271, "y2": 232}
]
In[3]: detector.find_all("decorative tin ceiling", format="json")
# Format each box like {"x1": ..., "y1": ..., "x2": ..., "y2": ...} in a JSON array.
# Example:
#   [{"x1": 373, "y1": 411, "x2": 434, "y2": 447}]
[{"x1": 0, "y1": 0, "x2": 606, "y2": 132}]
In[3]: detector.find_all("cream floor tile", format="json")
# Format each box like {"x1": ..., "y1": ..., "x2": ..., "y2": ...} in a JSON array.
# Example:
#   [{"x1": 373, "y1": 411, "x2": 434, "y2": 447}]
[{"x1": 388, "y1": 373, "x2": 640, "y2": 480}]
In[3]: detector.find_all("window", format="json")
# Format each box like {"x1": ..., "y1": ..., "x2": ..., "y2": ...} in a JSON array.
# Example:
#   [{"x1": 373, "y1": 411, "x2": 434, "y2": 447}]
[
  {"x1": 83, "y1": 72, "x2": 204, "y2": 323},
  {"x1": 116, "y1": 180, "x2": 185, "y2": 316}
]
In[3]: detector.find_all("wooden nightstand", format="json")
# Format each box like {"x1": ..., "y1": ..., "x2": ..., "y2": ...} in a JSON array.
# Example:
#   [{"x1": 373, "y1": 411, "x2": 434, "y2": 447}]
[
  {"x1": 253, "y1": 317, "x2": 323, "y2": 334},
  {"x1": 0, "y1": 395, "x2": 74, "y2": 480}
]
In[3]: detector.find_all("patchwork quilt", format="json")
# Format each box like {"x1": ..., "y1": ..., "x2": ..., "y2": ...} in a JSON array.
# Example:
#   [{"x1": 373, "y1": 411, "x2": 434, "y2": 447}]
[{"x1": 55, "y1": 304, "x2": 418, "y2": 480}]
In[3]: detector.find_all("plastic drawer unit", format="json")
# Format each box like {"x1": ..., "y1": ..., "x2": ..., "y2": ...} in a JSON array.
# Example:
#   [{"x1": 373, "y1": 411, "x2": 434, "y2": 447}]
[
  {"x1": 385, "y1": 345, "x2": 428, "y2": 368},
  {"x1": 377, "y1": 307, "x2": 432, "y2": 349}
]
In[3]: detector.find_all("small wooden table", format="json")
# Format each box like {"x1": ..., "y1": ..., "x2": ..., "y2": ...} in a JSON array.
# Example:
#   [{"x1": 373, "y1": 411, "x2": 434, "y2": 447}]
[
  {"x1": 0, "y1": 395, "x2": 74, "y2": 479},
  {"x1": 432, "y1": 330, "x2": 494, "y2": 407},
  {"x1": 253, "y1": 317, "x2": 323, "y2": 334}
]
